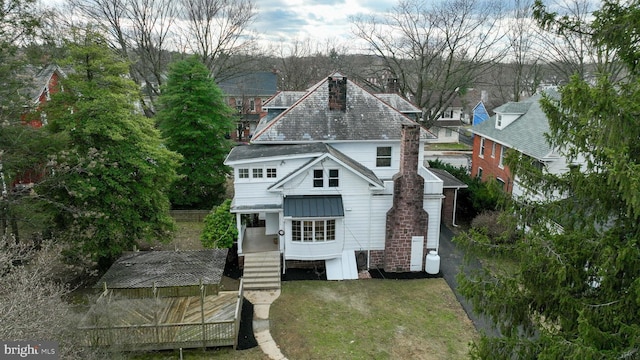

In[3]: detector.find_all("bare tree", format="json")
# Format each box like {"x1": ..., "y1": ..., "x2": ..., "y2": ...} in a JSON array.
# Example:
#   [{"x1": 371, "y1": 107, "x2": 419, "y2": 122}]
[
  {"x1": 504, "y1": 0, "x2": 544, "y2": 101},
  {"x1": 66, "y1": 0, "x2": 177, "y2": 115},
  {"x1": 351, "y1": 0, "x2": 508, "y2": 124},
  {"x1": 266, "y1": 37, "x2": 351, "y2": 91},
  {"x1": 533, "y1": 0, "x2": 625, "y2": 84},
  {"x1": 0, "y1": 237, "x2": 107, "y2": 358},
  {"x1": 179, "y1": 0, "x2": 257, "y2": 80}
]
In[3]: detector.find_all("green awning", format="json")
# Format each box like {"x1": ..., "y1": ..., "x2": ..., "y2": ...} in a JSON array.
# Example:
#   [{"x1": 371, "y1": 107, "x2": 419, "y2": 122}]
[{"x1": 284, "y1": 195, "x2": 344, "y2": 217}]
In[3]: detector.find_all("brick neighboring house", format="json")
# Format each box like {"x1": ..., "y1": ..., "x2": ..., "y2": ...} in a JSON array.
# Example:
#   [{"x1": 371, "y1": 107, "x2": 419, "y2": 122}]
[
  {"x1": 470, "y1": 89, "x2": 582, "y2": 199},
  {"x1": 218, "y1": 71, "x2": 278, "y2": 142},
  {"x1": 8, "y1": 64, "x2": 66, "y2": 190},
  {"x1": 20, "y1": 64, "x2": 66, "y2": 128}
]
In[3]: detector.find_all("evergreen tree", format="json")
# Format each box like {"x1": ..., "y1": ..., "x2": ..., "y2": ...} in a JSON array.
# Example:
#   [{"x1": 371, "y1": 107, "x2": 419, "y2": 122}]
[
  {"x1": 456, "y1": 1, "x2": 640, "y2": 358},
  {"x1": 41, "y1": 28, "x2": 180, "y2": 269},
  {"x1": 155, "y1": 56, "x2": 235, "y2": 209}
]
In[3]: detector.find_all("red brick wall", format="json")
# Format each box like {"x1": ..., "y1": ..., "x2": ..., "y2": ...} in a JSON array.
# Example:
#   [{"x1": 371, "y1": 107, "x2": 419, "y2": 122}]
[
  {"x1": 441, "y1": 188, "x2": 455, "y2": 225},
  {"x1": 384, "y1": 124, "x2": 429, "y2": 272},
  {"x1": 368, "y1": 250, "x2": 385, "y2": 269},
  {"x1": 470, "y1": 135, "x2": 514, "y2": 192}
]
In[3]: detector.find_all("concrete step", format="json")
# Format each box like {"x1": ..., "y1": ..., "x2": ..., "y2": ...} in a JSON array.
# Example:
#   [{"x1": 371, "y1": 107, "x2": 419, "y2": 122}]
[
  {"x1": 243, "y1": 276, "x2": 281, "y2": 289},
  {"x1": 244, "y1": 267, "x2": 280, "y2": 277},
  {"x1": 242, "y1": 252, "x2": 282, "y2": 291},
  {"x1": 244, "y1": 260, "x2": 281, "y2": 267}
]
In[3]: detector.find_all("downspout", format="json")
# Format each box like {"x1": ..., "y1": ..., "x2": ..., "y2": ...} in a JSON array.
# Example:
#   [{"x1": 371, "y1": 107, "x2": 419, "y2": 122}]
[
  {"x1": 236, "y1": 213, "x2": 243, "y2": 254},
  {"x1": 367, "y1": 191, "x2": 372, "y2": 270},
  {"x1": 452, "y1": 188, "x2": 459, "y2": 228}
]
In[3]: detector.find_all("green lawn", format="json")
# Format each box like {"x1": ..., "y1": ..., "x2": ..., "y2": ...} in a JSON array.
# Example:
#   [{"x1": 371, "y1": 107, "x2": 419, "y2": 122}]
[{"x1": 271, "y1": 278, "x2": 477, "y2": 360}]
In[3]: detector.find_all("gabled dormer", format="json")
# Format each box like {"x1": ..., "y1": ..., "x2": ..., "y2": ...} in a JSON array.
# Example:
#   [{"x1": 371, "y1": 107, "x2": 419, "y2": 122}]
[{"x1": 493, "y1": 101, "x2": 532, "y2": 130}]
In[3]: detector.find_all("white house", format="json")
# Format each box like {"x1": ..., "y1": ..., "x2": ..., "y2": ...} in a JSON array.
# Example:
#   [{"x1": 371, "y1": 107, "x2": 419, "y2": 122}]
[{"x1": 224, "y1": 73, "x2": 444, "y2": 280}]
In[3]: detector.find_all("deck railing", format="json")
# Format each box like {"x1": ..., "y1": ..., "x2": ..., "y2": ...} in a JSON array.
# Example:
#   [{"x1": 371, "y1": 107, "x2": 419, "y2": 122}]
[{"x1": 80, "y1": 279, "x2": 244, "y2": 351}]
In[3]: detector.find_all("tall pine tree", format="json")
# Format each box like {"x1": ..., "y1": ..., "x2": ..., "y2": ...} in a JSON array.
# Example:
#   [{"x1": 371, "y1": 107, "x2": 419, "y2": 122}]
[
  {"x1": 456, "y1": 1, "x2": 640, "y2": 358},
  {"x1": 155, "y1": 56, "x2": 235, "y2": 209},
  {"x1": 41, "y1": 28, "x2": 180, "y2": 269}
]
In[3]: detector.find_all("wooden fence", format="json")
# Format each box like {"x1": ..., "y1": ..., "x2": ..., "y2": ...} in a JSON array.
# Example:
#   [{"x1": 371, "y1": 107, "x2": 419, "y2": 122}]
[
  {"x1": 169, "y1": 210, "x2": 210, "y2": 222},
  {"x1": 80, "y1": 279, "x2": 244, "y2": 351}
]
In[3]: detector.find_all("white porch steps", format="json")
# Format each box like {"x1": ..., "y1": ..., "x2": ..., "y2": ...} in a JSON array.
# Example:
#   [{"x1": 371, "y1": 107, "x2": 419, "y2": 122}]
[{"x1": 243, "y1": 251, "x2": 281, "y2": 291}]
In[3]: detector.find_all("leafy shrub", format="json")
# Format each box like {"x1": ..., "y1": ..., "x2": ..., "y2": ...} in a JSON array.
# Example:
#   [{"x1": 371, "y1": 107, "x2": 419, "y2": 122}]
[
  {"x1": 201, "y1": 199, "x2": 237, "y2": 248},
  {"x1": 429, "y1": 159, "x2": 509, "y2": 222},
  {"x1": 470, "y1": 210, "x2": 518, "y2": 244}
]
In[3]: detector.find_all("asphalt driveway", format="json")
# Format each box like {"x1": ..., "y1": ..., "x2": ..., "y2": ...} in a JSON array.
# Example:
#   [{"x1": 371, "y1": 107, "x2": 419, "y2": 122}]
[{"x1": 438, "y1": 225, "x2": 501, "y2": 337}]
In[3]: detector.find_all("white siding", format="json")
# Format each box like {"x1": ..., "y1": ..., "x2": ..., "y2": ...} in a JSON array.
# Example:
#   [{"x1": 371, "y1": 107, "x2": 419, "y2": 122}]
[
  {"x1": 423, "y1": 195, "x2": 443, "y2": 250},
  {"x1": 281, "y1": 158, "x2": 389, "y2": 259},
  {"x1": 329, "y1": 142, "x2": 401, "y2": 180},
  {"x1": 232, "y1": 158, "x2": 310, "y2": 208}
]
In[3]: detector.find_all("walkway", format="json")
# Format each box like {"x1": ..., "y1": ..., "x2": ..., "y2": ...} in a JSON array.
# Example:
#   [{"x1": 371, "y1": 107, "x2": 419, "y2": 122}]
[{"x1": 244, "y1": 289, "x2": 287, "y2": 360}]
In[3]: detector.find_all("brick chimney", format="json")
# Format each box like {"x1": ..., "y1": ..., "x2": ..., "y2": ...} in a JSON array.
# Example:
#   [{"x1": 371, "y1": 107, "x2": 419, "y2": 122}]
[
  {"x1": 328, "y1": 76, "x2": 347, "y2": 111},
  {"x1": 384, "y1": 124, "x2": 429, "y2": 272}
]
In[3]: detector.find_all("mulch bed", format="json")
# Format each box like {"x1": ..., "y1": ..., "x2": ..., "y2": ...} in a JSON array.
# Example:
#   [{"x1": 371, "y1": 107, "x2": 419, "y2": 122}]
[{"x1": 235, "y1": 298, "x2": 258, "y2": 350}]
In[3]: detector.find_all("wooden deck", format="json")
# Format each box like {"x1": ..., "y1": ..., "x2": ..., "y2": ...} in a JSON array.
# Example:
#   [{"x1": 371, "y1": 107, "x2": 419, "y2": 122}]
[{"x1": 81, "y1": 284, "x2": 243, "y2": 351}]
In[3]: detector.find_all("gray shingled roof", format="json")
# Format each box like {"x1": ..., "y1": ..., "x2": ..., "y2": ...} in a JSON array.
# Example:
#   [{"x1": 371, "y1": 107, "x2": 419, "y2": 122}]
[
  {"x1": 472, "y1": 91, "x2": 559, "y2": 160},
  {"x1": 373, "y1": 93, "x2": 422, "y2": 114},
  {"x1": 493, "y1": 101, "x2": 533, "y2": 114},
  {"x1": 262, "y1": 91, "x2": 306, "y2": 108},
  {"x1": 16, "y1": 64, "x2": 66, "y2": 103},
  {"x1": 95, "y1": 250, "x2": 228, "y2": 289},
  {"x1": 429, "y1": 168, "x2": 468, "y2": 189},
  {"x1": 225, "y1": 143, "x2": 328, "y2": 163},
  {"x1": 252, "y1": 73, "x2": 433, "y2": 142},
  {"x1": 218, "y1": 72, "x2": 277, "y2": 97}
]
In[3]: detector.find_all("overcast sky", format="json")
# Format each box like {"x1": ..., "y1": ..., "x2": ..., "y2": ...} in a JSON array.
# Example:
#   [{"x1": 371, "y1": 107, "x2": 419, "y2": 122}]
[{"x1": 251, "y1": 0, "x2": 397, "y2": 48}]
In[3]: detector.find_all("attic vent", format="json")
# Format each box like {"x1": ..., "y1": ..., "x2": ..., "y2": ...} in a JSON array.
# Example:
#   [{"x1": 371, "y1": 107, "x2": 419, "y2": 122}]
[{"x1": 328, "y1": 76, "x2": 347, "y2": 111}]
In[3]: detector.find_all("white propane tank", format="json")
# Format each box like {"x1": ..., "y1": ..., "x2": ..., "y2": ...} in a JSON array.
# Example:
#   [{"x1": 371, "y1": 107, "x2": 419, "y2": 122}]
[{"x1": 425, "y1": 250, "x2": 440, "y2": 274}]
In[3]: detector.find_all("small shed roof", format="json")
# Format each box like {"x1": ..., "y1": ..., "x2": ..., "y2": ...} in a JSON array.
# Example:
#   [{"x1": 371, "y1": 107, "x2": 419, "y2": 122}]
[
  {"x1": 95, "y1": 249, "x2": 228, "y2": 289},
  {"x1": 430, "y1": 168, "x2": 468, "y2": 189}
]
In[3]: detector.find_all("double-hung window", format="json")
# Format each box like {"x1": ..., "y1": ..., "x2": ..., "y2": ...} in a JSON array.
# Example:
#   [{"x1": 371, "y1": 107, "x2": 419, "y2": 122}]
[
  {"x1": 328, "y1": 169, "x2": 339, "y2": 187},
  {"x1": 376, "y1": 147, "x2": 392, "y2": 167},
  {"x1": 313, "y1": 170, "x2": 324, "y2": 187},
  {"x1": 313, "y1": 169, "x2": 339, "y2": 187}
]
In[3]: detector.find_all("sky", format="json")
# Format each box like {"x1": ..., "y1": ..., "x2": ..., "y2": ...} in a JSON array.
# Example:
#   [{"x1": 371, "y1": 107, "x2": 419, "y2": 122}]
[{"x1": 251, "y1": 0, "x2": 397, "y2": 49}]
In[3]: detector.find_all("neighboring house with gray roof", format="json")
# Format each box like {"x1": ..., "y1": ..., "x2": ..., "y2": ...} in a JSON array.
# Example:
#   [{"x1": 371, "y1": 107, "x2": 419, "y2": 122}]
[
  {"x1": 218, "y1": 71, "x2": 278, "y2": 142},
  {"x1": 470, "y1": 89, "x2": 583, "y2": 200},
  {"x1": 18, "y1": 64, "x2": 66, "y2": 128},
  {"x1": 225, "y1": 73, "x2": 447, "y2": 280}
]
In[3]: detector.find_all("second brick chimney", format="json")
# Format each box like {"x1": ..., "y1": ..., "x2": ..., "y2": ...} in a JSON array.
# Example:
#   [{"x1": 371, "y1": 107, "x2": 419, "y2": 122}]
[
  {"x1": 328, "y1": 76, "x2": 347, "y2": 111},
  {"x1": 384, "y1": 124, "x2": 429, "y2": 272}
]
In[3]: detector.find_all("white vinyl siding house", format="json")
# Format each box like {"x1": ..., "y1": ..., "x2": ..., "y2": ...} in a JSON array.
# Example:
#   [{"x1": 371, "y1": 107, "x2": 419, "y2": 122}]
[{"x1": 225, "y1": 73, "x2": 444, "y2": 279}]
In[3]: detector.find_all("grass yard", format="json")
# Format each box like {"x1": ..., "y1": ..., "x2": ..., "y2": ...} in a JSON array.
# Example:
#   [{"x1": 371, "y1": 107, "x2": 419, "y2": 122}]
[
  {"x1": 127, "y1": 347, "x2": 268, "y2": 360},
  {"x1": 271, "y1": 278, "x2": 477, "y2": 360}
]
